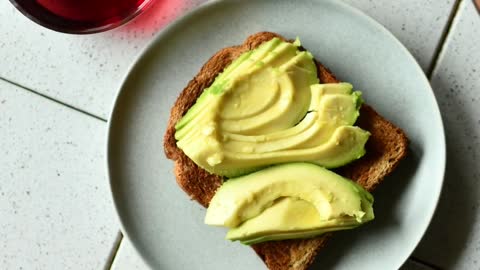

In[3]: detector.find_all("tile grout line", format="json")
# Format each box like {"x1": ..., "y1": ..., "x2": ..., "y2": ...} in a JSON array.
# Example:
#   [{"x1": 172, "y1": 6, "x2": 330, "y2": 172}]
[
  {"x1": 103, "y1": 231, "x2": 124, "y2": 270},
  {"x1": 427, "y1": 0, "x2": 464, "y2": 78},
  {"x1": 413, "y1": 1, "x2": 463, "y2": 269},
  {"x1": 411, "y1": 1, "x2": 464, "y2": 270},
  {"x1": 1, "y1": 72, "x2": 125, "y2": 269},
  {"x1": 0, "y1": 77, "x2": 108, "y2": 122}
]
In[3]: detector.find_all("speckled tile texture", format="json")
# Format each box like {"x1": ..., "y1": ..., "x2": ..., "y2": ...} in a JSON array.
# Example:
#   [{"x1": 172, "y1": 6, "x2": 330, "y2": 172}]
[
  {"x1": 0, "y1": 0, "x2": 208, "y2": 119},
  {"x1": 412, "y1": 1, "x2": 480, "y2": 269},
  {"x1": 0, "y1": 0, "x2": 455, "y2": 118},
  {"x1": 111, "y1": 238, "x2": 150, "y2": 270},
  {"x1": 0, "y1": 80, "x2": 118, "y2": 269},
  {"x1": 343, "y1": 0, "x2": 455, "y2": 71}
]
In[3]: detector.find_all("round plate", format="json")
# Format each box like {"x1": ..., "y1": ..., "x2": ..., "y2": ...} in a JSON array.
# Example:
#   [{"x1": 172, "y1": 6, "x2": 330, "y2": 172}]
[{"x1": 107, "y1": 0, "x2": 446, "y2": 269}]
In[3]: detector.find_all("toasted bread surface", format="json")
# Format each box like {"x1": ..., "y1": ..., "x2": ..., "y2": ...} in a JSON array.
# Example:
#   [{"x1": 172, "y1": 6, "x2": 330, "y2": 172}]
[{"x1": 163, "y1": 32, "x2": 408, "y2": 270}]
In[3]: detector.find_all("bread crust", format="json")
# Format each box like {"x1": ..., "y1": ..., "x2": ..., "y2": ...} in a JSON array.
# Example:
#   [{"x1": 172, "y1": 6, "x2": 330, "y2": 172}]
[{"x1": 163, "y1": 32, "x2": 408, "y2": 270}]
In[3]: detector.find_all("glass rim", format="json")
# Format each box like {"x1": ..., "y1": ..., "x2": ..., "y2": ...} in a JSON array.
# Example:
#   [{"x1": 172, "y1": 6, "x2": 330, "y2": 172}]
[{"x1": 8, "y1": 0, "x2": 155, "y2": 34}]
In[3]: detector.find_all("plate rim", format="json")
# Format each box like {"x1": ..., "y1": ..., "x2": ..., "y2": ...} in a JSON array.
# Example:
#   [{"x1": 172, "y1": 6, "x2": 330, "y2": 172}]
[{"x1": 106, "y1": 0, "x2": 446, "y2": 268}]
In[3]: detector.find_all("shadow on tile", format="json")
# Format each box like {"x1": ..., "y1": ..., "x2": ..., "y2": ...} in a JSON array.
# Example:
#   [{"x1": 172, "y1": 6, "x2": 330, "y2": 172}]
[{"x1": 413, "y1": 75, "x2": 478, "y2": 268}]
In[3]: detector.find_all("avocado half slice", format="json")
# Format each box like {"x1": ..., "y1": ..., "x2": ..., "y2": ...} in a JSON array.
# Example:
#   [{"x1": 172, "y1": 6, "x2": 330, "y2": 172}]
[
  {"x1": 175, "y1": 38, "x2": 370, "y2": 178},
  {"x1": 204, "y1": 163, "x2": 374, "y2": 244}
]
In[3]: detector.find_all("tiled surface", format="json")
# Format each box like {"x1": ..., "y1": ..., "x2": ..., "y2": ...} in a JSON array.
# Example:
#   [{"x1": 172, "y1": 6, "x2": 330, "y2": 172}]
[
  {"x1": 412, "y1": 1, "x2": 480, "y2": 269},
  {"x1": 111, "y1": 238, "x2": 149, "y2": 270},
  {"x1": 343, "y1": 0, "x2": 456, "y2": 71},
  {"x1": 0, "y1": 0, "x2": 208, "y2": 119},
  {"x1": 0, "y1": 79, "x2": 118, "y2": 269},
  {"x1": 0, "y1": 0, "x2": 455, "y2": 119}
]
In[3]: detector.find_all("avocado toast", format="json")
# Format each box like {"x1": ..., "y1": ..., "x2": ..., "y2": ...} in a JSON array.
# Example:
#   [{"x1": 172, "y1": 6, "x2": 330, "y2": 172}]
[{"x1": 164, "y1": 32, "x2": 408, "y2": 270}]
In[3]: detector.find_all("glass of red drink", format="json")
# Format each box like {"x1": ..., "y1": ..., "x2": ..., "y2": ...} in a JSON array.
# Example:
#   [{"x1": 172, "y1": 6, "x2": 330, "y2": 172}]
[{"x1": 9, "y1": 0, "x2": 154, "y2": 34}]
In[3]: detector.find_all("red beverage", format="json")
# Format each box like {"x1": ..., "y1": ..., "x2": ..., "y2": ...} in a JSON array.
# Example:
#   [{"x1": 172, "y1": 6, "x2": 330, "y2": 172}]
[{"x1": 9, "y1": 0, "x2": 153, "y2": 34}]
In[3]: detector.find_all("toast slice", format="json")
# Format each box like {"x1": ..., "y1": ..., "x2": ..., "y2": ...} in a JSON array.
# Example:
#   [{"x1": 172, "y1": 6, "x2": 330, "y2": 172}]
[{"x1": 164, "y1": 32, "x2": 408, "y2": 270}]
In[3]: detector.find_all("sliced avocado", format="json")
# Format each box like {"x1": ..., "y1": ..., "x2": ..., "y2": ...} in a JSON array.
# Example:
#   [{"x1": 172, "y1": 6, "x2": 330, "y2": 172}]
[
  {"x1": 205, "y1": 163, "x2": 373, "y2": 227},
  {"x1": 310, "y1": 82, "x2": 353, "y2": 95},
  {"x1": 175, "y1": 38, "x2": 370, "y2": 178},
  {"x1": 219, "y1": 83, "x2": 356, "y2": 144},
  {"x1": 195, "y1": 126, "x2": 369, "y2": 177},
  {"x1": 239, "y1": 228, "x2": 354, "y2": 245},
  {"x1": 221, "y1": 87, "x2": 363, "y2": 152},
  {"x1": 176, "y1": 38, "x2": 310, "y2": 140},
  {"x1": 176, "y1": 38, "x2": 281, "y2": 130},
  {"x1": 228, "y1": 198, "x2": 363, "y2": 245},
  {"x1": 218, "y1": 43, "x2": 316, "y2": 135},
  {"x1": 204, "y1": 163, "x2": 374, "y2": 244}
]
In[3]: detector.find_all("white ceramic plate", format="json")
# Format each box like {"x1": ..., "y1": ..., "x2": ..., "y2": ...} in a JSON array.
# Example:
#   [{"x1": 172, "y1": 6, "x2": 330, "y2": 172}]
[{"x1": 107, "y1": 0, "x2": 446, "y2": 269}]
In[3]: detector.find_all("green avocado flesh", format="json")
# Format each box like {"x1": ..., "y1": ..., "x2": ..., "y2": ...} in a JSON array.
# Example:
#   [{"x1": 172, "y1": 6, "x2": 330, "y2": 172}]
[
  {"x1": 175, "y1": 38, "x2": 370, "y2": 178},
  {"x1": 204, "y1": 163, "x2": 374, "y2": 244}
]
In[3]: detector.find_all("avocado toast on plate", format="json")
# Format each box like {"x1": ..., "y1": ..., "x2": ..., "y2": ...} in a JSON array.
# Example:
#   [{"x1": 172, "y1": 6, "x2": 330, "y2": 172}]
[{"x1": 164, "y1": 32, "x2": 408, "y2": 270}]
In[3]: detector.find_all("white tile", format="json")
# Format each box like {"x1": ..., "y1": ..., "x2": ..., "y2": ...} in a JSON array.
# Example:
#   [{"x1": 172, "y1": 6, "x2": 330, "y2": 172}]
[
  {"x1": 0, "y1": 0, "x2": 207, "y2": 119},
  {"x1": 111, "y1": 237, "x2": 150, "y2": 270},
  {"x1": 343, "y1": 0, "x2": 455, "y2": 71},
  {"x1": 412, "y1": 1, "x2": 480, "y2": 269},
  {"x1": 0, "y1": 1, "x2": 454, "y2": 119},
  {"x1": 0, "y1": 79, "x2": 118, "y2": 269}
]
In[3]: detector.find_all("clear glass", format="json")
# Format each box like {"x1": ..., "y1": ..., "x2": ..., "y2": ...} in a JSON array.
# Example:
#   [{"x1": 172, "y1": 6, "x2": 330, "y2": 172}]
[{"x1": 9, "y1": 0, "x2": 154, "y2": 34}]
